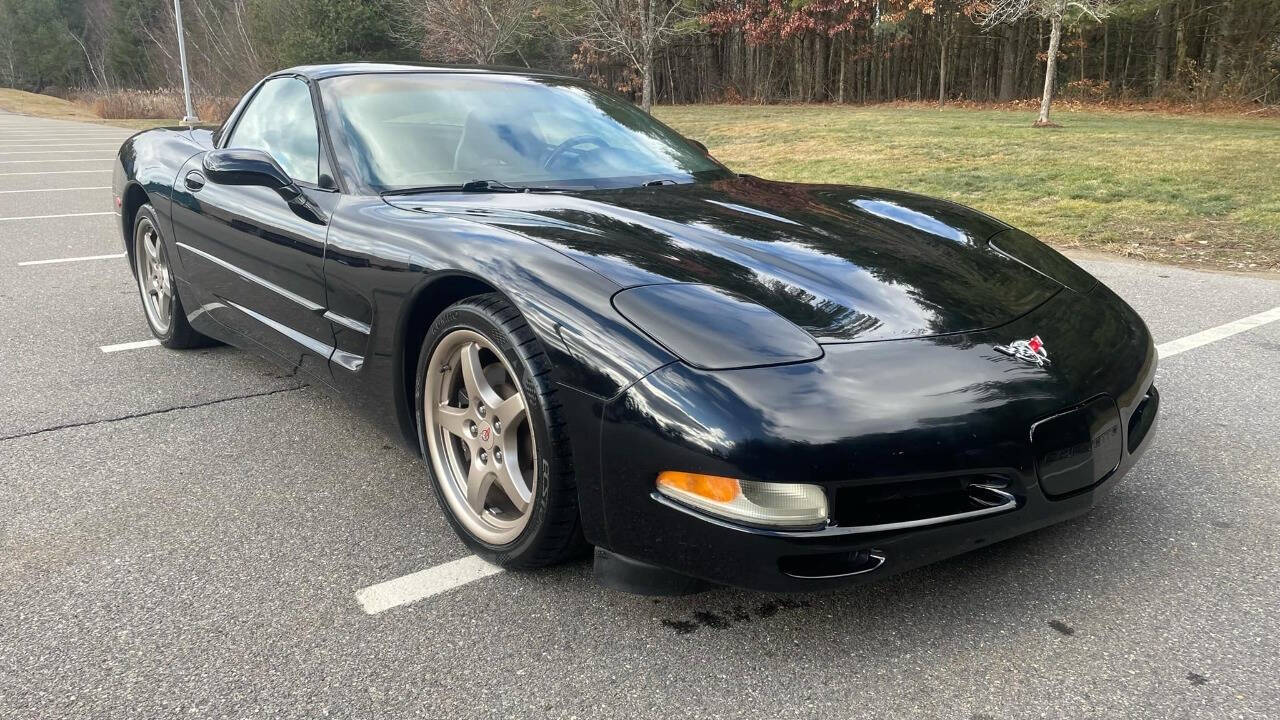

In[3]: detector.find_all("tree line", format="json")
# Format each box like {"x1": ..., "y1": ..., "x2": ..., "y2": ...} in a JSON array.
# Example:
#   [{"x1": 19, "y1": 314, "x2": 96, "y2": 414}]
[{"x1": 2, "y1": 0, "x2": 1277, "y2": 116}]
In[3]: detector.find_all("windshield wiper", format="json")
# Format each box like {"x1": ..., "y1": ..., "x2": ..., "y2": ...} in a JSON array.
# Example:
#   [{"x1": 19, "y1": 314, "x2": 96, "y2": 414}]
[
  {"x1": 461, "y1": 179, "x2": 522, "y2": 192},
  {"x1": 382, "y1": 180, "x2": 523, "y2": 196},
  {"x1": 465, "y1": 180, "x2": 578, "y2": 193}
]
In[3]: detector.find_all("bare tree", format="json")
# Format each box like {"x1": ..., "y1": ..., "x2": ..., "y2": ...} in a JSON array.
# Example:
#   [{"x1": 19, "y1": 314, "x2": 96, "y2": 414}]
[
  {"x1": 937, "y1": 10, "x2": 957, "y2": 108},
  {"x1": 395, "y1": 0, "x2": 537, "y2": 65},
  {"x1": 0, "y1": 14, "x2": 14, "y2": 88},
  {"x1": 560, "y1": 0, "x2": 694, "y2": 112},
  {"x1": 140, "y1": 0, "x2": 267, "y2": 95},
  {"x1": 64, "y1": 0, "x2": 112, "y2": 90},
  {"x1": 980, "y1": 0, "x2": 1111, "y2": 126}
]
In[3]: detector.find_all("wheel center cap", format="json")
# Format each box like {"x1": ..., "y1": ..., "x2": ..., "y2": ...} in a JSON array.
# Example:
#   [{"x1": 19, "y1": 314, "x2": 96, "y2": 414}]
[{"x1": 478, "y1": 423, "x2": 492, "y2": 444}]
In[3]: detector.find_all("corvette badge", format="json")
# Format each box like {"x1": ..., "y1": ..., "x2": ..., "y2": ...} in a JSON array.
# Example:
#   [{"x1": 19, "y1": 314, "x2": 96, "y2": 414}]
[{"x1": 995, "y1": 335, "x2": 1050, "y2": 366}]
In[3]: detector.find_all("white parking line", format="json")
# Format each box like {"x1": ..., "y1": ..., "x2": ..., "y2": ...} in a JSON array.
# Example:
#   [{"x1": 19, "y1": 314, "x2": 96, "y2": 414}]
[
  {"x1": 1156, "y1": 306, "x2": 1280, "y2": 358},
  {"x1": 100, "y1": 339, "x2": 160, "y2": 353},
  {"x1": 0, "y1": 135, "x2": 129, "y2": 140},
  {"x1": 18, "y1": 252, "x2": 125, "y2": 266},
  {"x1": 0, "y1": 169, "x2": 112, "y2": 176},
  {"x1": 0, "y1": 211, "x2": 114, "y2": 222},
  {"x1": 0, "y1": 143, "x2": 120, "y2": 148},
  {"x1": 0, "y1": 149, "x2": 118, "y2": 155},
  {"x1": 353, "y1": 303, "x2": 1280, "y2": 614},
  {"x1": 0, "y1": 158, "x2": 113, "y2": 164},
  {"x1": 0, "y1": 186, "x2": 110, "y2": 194},
  {"x1": 355, "y1": 556, "x2": 504, "y2": 615}
]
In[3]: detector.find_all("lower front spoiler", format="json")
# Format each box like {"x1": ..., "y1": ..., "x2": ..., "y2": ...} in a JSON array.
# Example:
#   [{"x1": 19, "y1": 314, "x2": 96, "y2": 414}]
[
  {"x1": 594, "y1": 458, "x2": 1140, "y2": 595},
  {"x1": 593, "y1": 548, "x2": 715, "y2": 596}
]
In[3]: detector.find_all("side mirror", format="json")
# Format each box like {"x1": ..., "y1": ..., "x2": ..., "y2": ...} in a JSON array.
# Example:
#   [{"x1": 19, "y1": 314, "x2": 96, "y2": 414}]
[
  {"x1": 689, "y1": 139, "x2": 709, "y2": 155},
  {"x1": 202, "y1": 148, "x2": 324, "y2": 224},
  {"x1": 203, "y1": 148, "x2": 297, "y2": 197}
]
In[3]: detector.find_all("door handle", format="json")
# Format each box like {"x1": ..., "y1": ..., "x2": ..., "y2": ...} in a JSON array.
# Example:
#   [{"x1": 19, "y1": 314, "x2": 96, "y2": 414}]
[{"x1": 184, "y1": 170, "x2": 205, "y2": 191}]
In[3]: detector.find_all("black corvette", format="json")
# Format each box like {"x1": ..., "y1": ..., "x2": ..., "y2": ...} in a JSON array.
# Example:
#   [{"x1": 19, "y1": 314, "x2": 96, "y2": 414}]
[{"x1": 112, "y1": 63, "x2": 1159, "y2": 594}]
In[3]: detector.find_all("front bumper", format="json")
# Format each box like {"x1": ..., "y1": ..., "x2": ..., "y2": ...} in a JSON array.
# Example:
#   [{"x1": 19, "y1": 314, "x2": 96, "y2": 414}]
[{"x1": 596, "y1": 284, "x2": 1159, "y2": 593}]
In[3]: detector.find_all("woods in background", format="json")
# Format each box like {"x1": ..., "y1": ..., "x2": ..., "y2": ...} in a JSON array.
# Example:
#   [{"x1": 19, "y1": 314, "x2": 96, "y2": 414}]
[{"x1": 1, "y1": 0, "x2": 1277, "y2": 114}]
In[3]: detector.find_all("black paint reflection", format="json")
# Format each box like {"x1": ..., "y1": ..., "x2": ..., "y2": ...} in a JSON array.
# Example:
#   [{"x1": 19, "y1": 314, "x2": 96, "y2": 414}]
[
  {"x1": 605, "y1": 280, "x2": 1154, "y2": 488},
  {"x1": 388, "y1": 175, "x2": 1060, "y2": 344}
]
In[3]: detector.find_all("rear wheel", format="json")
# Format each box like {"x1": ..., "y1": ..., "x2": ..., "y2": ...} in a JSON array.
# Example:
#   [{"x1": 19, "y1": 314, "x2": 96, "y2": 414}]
[
  {"x1": 133, "y1": 204, "x2": 208, "y2": 348},
  {"x1": 415, "y1": 294, "x2": 585, "y2": 567}
]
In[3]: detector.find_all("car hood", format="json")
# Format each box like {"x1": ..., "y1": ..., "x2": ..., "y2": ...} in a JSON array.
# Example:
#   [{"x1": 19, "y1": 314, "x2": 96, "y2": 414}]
[{"x1": 386, "y1": 175, "x2": 1060, "y2": 343}]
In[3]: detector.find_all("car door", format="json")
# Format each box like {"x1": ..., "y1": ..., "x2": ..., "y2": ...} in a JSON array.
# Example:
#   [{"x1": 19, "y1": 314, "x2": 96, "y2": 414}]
[{"x1": 170, "y1": 75, "x2": 338, "y2": 380}]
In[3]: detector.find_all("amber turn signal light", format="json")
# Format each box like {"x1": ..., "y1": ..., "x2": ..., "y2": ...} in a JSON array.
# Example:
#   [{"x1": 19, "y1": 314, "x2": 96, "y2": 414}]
[{"x1": 656, "y1": 471, "x2": 741, "y2": 503}]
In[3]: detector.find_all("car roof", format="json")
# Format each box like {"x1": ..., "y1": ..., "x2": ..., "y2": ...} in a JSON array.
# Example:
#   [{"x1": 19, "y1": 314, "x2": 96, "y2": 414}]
[{"x1": 274, "y1": 62, "x2": 574, "y2": 82}]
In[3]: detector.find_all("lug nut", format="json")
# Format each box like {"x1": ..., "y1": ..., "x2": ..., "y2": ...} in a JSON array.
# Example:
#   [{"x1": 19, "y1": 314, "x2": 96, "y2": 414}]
[
  {"x1": 466, "y1": 420, "x2": 477, "y2": 437},
  {"x1": 477, "y1": 404, "x2": 487, "y2": 418},
  {"x1": 492, "y1": 419, "x2": 501, "y2": 433},
  {"x1": 493, "y1": 448, "x2": 503, "y2": 463},
  {"x1": 478, "y1": 449, "x2": 489, "y2": 464}
]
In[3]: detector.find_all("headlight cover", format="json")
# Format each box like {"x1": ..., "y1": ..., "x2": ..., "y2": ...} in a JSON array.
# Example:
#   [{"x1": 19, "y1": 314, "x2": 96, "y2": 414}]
[
  {"x1": 613, "y1": 283, "x2": 822, "y2": 370},
  {"x1": 657, "y1": 471, "x2": 829, "y2": 529},
  {"x1": 989, "y1": 228, "x2": 1097, "y2": 293}
]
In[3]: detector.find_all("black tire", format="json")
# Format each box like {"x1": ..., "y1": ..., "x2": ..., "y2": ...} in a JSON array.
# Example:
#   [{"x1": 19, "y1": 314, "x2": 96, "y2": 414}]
[
  {"x1": 414, "y1": 293, "x2": 587, "y2": 568},
  {"x1": 132, "y1": 204, "x2": 211, "y2": 349}
]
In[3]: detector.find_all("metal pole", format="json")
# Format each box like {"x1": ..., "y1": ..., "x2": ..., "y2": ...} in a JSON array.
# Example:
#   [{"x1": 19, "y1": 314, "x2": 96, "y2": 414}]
[{"x1": 174, "y1": 0, "x2": 198, "y2": 125}]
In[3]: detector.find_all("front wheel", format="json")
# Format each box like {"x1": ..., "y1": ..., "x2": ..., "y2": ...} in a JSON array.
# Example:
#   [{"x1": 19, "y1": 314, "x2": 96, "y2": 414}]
[
  {"x1": 415, "y1": 294, "x2": 585, "y2": 568},
  {"x1": 132, "y1": 204, "x2": 209, "y2": 348}
]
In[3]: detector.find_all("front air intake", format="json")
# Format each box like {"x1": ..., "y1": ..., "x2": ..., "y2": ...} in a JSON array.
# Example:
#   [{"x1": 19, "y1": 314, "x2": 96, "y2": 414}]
[
  {"x1": 828, "y1": 474, "x2": 1017, "y2": 532},
  {"x1": 779, "y1": 550, "x2": 886, "y2": 579}
]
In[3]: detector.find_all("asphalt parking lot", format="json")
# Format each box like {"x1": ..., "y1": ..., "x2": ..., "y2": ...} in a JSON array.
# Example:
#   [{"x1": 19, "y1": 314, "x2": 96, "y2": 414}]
[{"x1": 1, "y1": 111, "x2": 1278, "y2": 719}]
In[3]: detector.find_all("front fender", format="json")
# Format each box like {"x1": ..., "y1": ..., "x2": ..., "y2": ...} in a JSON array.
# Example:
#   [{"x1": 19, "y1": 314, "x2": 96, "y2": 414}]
[
  {"x1": 114, "y1": 128, "x2": 207, "y2": 260},
  {"x1": 323, "y1": 197, "x2": 677, "y2": 402},
  {"x1": 321, "y1": 198, "x2": 681, "y2": 544}
]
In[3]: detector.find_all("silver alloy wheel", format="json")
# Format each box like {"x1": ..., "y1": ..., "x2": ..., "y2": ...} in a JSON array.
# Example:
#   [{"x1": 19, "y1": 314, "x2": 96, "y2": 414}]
[
  {"x1": 134, "y1": 217, "x2": 173, "y2": 334},
  {"x1": 423, "y1": 329, "x2": 537, "y2": 545}
]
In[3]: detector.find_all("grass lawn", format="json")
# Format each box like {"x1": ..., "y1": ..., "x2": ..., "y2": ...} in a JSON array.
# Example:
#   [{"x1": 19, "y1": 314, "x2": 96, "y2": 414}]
[
  {"x1": 0, "y1": 88, "x2": 176, "y2": 131},
  {"x1": 657, "y1": 104, "x2": 1280, "y2": 272},
  {"x1": 3, "y1": 88, "x2": 1275, "y2": 270}
]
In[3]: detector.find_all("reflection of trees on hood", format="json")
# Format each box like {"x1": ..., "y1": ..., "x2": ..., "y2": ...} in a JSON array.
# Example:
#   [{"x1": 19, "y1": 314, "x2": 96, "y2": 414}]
[
  {"x1": 522, "y1": 198, "x2": 876, "y2": 339},
  {"x1": 484, "y1": 175, "x2": 1052, "y2": 342},
  {"x1": 705, "y1": 175, "x2": 1046, "y2": 337}
]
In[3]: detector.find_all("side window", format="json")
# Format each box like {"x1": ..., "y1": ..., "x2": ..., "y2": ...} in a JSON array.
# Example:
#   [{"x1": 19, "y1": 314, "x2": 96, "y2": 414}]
[{"x1": 228, "y1": 77, "x2": 320, "y2": 185}]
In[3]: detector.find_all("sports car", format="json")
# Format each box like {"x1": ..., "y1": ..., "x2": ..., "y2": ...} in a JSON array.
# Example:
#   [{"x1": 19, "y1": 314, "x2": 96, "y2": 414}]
[{"x1": 112, "y1": 63, "x2": 1159, "y2": 594}]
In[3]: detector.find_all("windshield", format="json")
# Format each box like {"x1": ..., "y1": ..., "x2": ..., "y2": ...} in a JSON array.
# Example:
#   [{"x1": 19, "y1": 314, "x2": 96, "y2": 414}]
[{"x1": 320, "y1": 73, "x2": 731, "y2": 192}]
